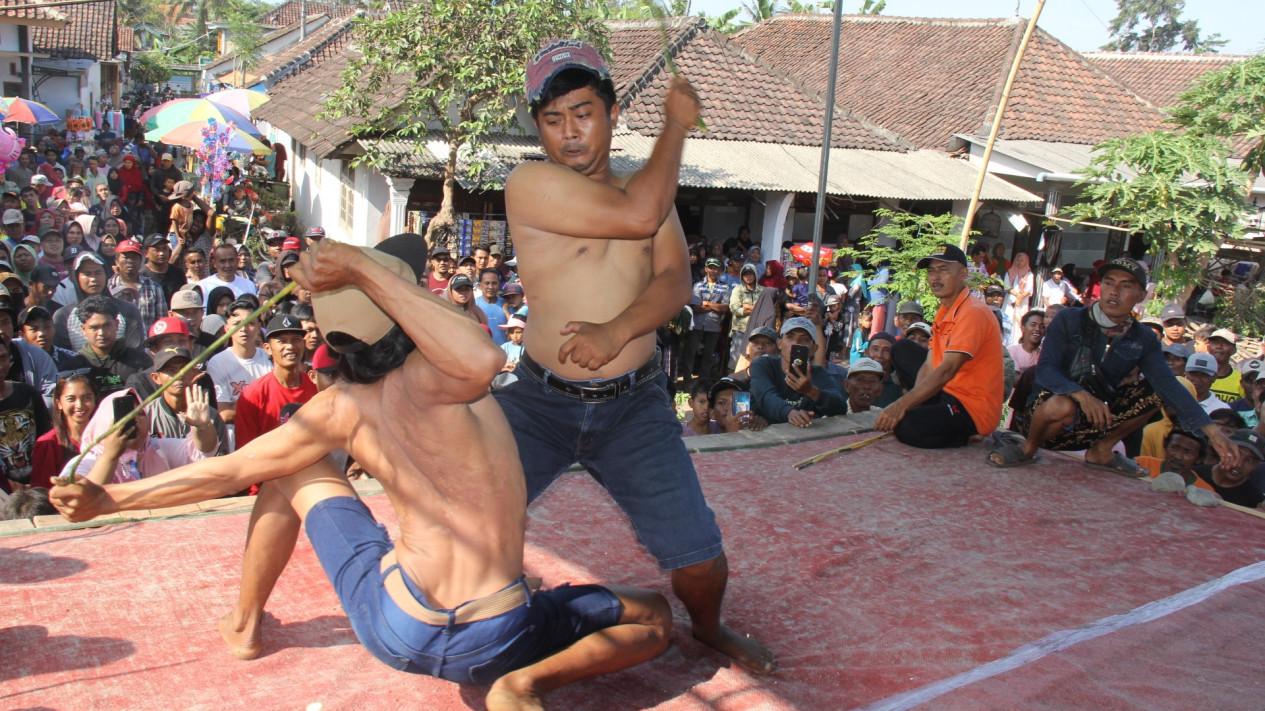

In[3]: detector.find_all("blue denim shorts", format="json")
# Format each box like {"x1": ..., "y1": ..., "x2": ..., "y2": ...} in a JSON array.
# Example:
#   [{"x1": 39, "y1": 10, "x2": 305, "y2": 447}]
[
  {"x1": 303, "y1": 496, "x2": 624, "y2": 684},
  {"x1": 493, "y1": 366, "x2": 724, "y2": 570}
]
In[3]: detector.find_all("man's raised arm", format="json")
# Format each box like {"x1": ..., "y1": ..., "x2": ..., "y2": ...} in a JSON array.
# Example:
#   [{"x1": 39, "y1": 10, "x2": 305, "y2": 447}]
[
  {"x1": 292, "y1": 240, "x2": 504, "y2": 403},
  {"x1": 506, "y1": 77, "x2": 699, "y2": 241}
]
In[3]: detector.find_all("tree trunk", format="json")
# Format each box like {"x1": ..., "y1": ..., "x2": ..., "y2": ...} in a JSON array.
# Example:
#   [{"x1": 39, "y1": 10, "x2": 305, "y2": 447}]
[{"x1": 424, "y1": 136, "x2": 462, "y2": 253}]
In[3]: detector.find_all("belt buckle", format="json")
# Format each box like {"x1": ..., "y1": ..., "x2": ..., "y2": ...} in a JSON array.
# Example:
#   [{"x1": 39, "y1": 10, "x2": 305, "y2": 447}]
[{"x1": 578, "y1": 381, "x2": 619, "y2": 401}]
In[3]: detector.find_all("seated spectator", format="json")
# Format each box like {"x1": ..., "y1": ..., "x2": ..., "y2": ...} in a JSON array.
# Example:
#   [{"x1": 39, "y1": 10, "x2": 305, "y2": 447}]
[
  {"x1": 205, "y1": 299, "x2": 272, "y2": 425},
  {"x1": 903, "y1": 321, "x2": 931, "y2": 348},
  {"x1": 878, "y1": 245, "x2": 1003, "y2": 449},
  {"x1": 983, "y1": 284, "x2": 1011, "y2": 343},
  {"x1": 1137, "y1": 428, "x2": 1208, "y2": 490},
  {"x1": 126, "y1": 315, "x2": 207, "y2": 401},
  {"x1": 196, "y1": 243, "x2": 258, "y2": 304},
  {"x1": 1193, "y1": 429, "x2": 1265, "y2": 509},
  {"x1": 1163, "y1": 343, "x2": 1193, "y2": 378},
  {"x1": 169, "y1": 287, "x2": 218, "y2": 353},
  {"x1": 1204, "y1": 328, "x2": 1244, "y2": 404},
  {"x1": 0, "y1": 338, "x2": 52, "y2": 493},
  {"x1": 1185, "y1": 353, "x2": 1231, "y2": 416},
  {"x1": 1140, "y1": 376, "x2": 1197, "y2": 460},
  {"x1": 233, "y1": 314, "x2": 317, "y2": 450},
  {"x1": 1041, "y1": 267, "x2": 1080, "y2": 308},
  {"x1": 729, "y1": 326, "x2": 779, "y2": 385},
  {"x1": 29, "y1": 374, "x2": 97, "y2": 489},
  {"x1": 750, "y1": 316, "x2": 846, "y2": 427},
  {"x1": 109, "y1": 238, "x2": 165, "y2": 331},
  {"x1": 843, "y1": 357, "x2": 884, "y2": 414},
  {"x1": 708, "y1": 378, "x2": 767, "y2": 433},
  {"x1": 994, "y1": 258, "x2": 1237, "y2": 472},
  {"x1": 1007, "y1": 310, "x2": 1045, "y2": 375},
  {"x1": 681, "y1": 378, "x2": 717, "y2": 437},
  {"x1": 141, "y1": 233, "x2": 188, "y2": 299},
  {"x1": 57, "y1": 388, "x2": 217, "y2": 485},
  {"x1": 144, "y1": 347, "x2": 228, "y2": 456},
  {"x1": 893, "y1": 300, "x2": 923, "y2": 336},
  {"x1": 865, "y1": 331, "x2": 905, "y2": 407},
  {"x1": 1, "y1": 485, "x2": 56, "y2": 519}
]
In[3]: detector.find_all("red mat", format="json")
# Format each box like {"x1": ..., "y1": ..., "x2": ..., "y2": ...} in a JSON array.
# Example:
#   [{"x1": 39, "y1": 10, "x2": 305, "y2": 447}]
[{"x1": 4, "y1": 434, "x2": 1264, "y2": 710}]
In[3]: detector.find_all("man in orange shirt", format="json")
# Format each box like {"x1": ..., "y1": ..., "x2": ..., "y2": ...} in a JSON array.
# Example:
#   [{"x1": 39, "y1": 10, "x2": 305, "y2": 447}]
[{"x1": 876, "y1": 244, "x2": 1003, "y2": 448}]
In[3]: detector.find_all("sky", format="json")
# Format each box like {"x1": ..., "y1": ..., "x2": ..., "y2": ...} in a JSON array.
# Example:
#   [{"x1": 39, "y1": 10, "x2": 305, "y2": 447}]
[{"x1": 688, "y1": 0, "x2": 1263, "y2": 55}]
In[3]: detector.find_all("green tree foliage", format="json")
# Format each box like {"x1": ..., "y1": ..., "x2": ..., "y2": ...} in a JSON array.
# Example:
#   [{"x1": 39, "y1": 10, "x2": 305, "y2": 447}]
[
  {"x1": 1100, "y1": 0, "x2": 1226, "y2": 53},
  {"x1": 739, "y1": 0, "x2": 782, "y2": 24},
  {"x1": 225, "y1": 9, "x2": 265, "y2": 86},
  {"x1": 321, "y1": 0, "x2": 608, "y2": 244},
  {"x1": 1169, "y1": 54, "x2": 1265, "y2": 178},
  {"x1": 129, "y1": 51, "x2": 173, "y2": 89},
  {"x1": 838, "y1": 209, "x2": 980, "y2": 313},
  {"x1": 859, "y1": 0, "x2": 884, "y2": 14},
  {"x1": 117, "y1": 0, "x2": 162, "y2": 26}
]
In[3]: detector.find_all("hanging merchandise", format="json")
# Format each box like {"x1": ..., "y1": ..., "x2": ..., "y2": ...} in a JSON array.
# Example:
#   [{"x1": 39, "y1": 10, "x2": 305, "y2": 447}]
[{"x1": 193, "y1": 118, "x2": 235, "y2": 202}]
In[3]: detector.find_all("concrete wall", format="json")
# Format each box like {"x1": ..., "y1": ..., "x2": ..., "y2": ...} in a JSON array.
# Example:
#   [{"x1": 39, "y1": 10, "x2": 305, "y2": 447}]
[{"x1": 0, "y1": 25, "x2": 22, "y2": 90}]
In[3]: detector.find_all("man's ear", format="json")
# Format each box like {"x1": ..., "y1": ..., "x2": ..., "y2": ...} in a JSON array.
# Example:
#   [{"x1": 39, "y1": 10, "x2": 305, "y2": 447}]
[
  {"x1": 609, "y1": 102, "x2": 620, "y2": 127},
  {"x1": 149, "y1": 371, "x2": 163, "y2": 387}
]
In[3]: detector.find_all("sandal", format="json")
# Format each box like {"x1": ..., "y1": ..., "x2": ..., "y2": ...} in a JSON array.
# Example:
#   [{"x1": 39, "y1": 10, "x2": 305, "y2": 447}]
[
  {"x1": 1085, "y1": 452, "x2": 1150, "y2": 478},
  {"x1": 986, "y1": 431, "x2": 1026, "y2": 452},
  {"x1": 986, "y1": 442, "x2": 1039, "y2": 468}
]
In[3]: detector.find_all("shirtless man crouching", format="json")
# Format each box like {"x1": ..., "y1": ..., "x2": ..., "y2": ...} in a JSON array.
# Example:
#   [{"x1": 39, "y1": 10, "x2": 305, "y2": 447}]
[
  {"x1": 51, "y1": 239, "x2": 671, "y2": 710},
  {"x1": 492, "y1": 40, "x2": 774, "y2": 673}
]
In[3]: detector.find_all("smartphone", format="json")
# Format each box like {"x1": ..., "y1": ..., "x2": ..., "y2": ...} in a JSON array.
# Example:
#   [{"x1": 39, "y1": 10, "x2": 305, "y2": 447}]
[
  {"x1": 113, "y1": 393, "x2": 140, "y2": 438},
  {"x1": 790, "y1": 344, "x2": 811, "y2": 378},
  {"x1": 732, "y1": 391, "x2": 751, "y2": 415}
]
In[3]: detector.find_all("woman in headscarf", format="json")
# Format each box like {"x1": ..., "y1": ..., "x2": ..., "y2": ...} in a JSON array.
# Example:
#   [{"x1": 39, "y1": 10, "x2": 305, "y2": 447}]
[
  {"x1": 34, "y1": 208, "x2": 57, "y2": 235},
  {"x1": 759, "y1": 259, "x2": 787, "y2": 290},
  {"x1": 106, "y1": 167, "x2": 124, "y2": 198},
  {"x1": 743, "y1": 245, "x2": 766, "y2": 279},
  {"x1": 75, "y1": 214, "x2": 101, "y2": 251},
  {"x1": 1003, "y1": 252, "x2": 1034, "y2": 345},
  {"x1": 62, "y1": 220, "x2": 86, "y2": 249},
  {"x1": 204, "y1": 285, "x2": 236, "y2": 318},
  {"x1": 97, "y1": 218, "x2": 123, "y2": 267},
  {"x1": 57, "y1": 388, "x2": 218, "y2": 485},
  {"x1": 12, "y1": 242, "x2": 38, "y2": 283}
]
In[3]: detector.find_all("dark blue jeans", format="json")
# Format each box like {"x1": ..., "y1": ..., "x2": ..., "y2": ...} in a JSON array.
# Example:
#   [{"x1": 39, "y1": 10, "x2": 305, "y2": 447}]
[{"x1": 494, "y1": 366, "x2": 724, "y2": 570}]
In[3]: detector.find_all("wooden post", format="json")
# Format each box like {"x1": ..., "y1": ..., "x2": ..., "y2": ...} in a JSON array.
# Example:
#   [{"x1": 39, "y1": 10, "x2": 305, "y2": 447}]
[{"x1": 959, "y1": 0, "x2": 1048, "y2": 250}]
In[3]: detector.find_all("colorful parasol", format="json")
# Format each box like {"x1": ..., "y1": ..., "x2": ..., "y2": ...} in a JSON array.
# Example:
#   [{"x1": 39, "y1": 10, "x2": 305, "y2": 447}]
[
  {"x1": 204, "y1": 88, "x2": 270, "y2": 116},
  {"x1": 144, "y1": 98, "x2": 262, "y2": 138},
  {"x1": 0, "y1": 97, "x2": 60, "y2": 124},
  {"x1": 145, "y1": 121, "x2": 272, "y2": 154}
]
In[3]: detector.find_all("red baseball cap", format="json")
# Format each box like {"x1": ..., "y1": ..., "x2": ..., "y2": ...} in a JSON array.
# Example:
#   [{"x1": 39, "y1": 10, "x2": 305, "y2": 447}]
[
  {"x1": 310, "y1": 343, "x2": 339, "y2": 373},
  {"x1": 146, "y1": 316, "x2": 192, "y2": 342},
  {"x1": 525, "y1": 39, "x2": 610, "y2": 107},
  {"x1": 282, "y1": 236, "x2": 302, "y2": 251},
  {"x1": 115, "y1": 238, "x2": 143, "y2": 255}
]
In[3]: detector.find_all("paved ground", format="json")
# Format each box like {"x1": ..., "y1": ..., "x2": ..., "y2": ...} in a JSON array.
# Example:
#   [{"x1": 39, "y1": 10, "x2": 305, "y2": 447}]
[{"x1": 4, "y1": 414, "x2": 1265, "y2": 710}]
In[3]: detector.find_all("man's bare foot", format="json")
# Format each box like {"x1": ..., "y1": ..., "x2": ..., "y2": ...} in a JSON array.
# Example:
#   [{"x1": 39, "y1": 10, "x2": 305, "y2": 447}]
[
  {"x1": 693, "y1": 623, "x2": 776, "y2": 675},
  {"x1": 486, "y1": 677, "x2": 546, "y2": 711},
  {"x1": 218, "y1": 611, "x2": 263, "y2": 660}
]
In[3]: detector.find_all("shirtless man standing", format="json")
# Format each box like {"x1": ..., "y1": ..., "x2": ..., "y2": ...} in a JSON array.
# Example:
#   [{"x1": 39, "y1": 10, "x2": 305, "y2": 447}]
[
  {"x1": 493, "y1": 40, "x2": 774, "y2": 673},
  {"x1": 51, "y1": 240, "x2": 671, "y2": 710}
]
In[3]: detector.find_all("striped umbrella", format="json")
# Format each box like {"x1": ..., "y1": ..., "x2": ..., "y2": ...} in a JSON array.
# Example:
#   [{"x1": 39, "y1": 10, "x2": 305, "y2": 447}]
[
  {"x1": 204, "y1": 88, "x2": 270, "y2": 116},
  {"x1": 0, "y1": 97, "x2": 60, "y2": 123},
  {"x1": 144, "y1": 98, "x2": 262, "y2": 138}
]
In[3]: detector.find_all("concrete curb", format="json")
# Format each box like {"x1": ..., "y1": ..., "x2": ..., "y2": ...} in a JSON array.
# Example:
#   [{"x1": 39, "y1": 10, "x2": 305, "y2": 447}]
[{"x1": 1, "y1": 411, "x2": 879, "y2": 539}]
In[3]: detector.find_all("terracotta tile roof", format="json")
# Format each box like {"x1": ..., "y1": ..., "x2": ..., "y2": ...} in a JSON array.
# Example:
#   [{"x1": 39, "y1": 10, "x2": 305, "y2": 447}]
[
  {"x1": 611, "y1": 18, "x2": 905, "y2": 151},
  {"x1": 0, "y1": 0, "x2": 65, "y2": 25},
  {"x1": 31, "y1": 0, "x2": 117, "y2": 60},
  {"x1": 735, "y1": 14, "x2": 1164, "y2": 149},
  {"x1": 1082, "y1": 51, "x2": 1250, "y2": 109},
  {"x1": 252, "y1": 18, "x2": 368, "y2": 158},
  {"x1": 259, "y1": 0, "x2": 356, "y2": 28},
  {"x1": 116, "y1": 25, "x2": 135, "y2": 52},
  {"x1": 251, "y1": 12, "x2": 360, "y2": 84}
]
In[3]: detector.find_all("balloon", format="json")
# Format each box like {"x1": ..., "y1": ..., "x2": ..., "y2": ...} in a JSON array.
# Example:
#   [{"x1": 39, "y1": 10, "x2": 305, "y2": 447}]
[{"x1": 790, "y1": 243, "x2": 835, "y2": 267}]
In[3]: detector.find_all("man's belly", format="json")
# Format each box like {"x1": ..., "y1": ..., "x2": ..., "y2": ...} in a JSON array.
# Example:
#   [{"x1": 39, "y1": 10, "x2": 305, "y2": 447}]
[{"x1": 524, "y1": 330, "x2": 658, "y2": 381}]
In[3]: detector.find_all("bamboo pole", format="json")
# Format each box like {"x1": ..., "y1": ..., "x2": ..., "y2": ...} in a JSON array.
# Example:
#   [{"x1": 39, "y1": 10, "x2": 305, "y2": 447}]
[{"x1": 959, "y1": 0, "x2": 1048, "y2": 250}]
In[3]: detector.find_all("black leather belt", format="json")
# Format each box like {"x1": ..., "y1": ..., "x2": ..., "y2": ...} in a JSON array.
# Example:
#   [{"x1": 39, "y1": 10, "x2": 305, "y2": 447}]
[{"x1": 519, "y1": 350, "x2": 661, "y2": 402}]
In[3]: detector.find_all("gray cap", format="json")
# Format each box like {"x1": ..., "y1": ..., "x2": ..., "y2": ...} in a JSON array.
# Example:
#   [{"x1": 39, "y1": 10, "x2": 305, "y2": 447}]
[
  {"x1": 1162, "y1": 343, "x2": 1193, "y2": 360},
  {"x1": 779, "y1": 316, "x2": 819, "y2": 343},
  {"x1": 1160, "y1": 303, "x2": 1186, "y2": 321},
  {"x1": 905, "y1": 321, "x2": 932, "y2": 337},
  {"x1": 897, "y1": 300, "x2": 924, "y2": 316},
  {"x1": 1185, "y1": 353, "x2": 1217, "y2": 376},
  {"x1": 1231, "y1": 429, "x2": 1265, "y2": 460},
  {"x1": 749, "y1": 326, "x2": 778, "y2": 342},
  {"x1": 847, "y1": 357, "x2": 884, "y2": 376}
]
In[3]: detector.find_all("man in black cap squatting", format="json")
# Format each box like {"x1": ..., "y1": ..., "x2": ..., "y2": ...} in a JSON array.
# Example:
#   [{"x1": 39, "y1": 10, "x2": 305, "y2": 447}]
[
  {"x1": 52, "y1": 240, "x2": 673, "y2": 710},
  {"x1": 495, "y1": 39, "x2": 774, "y2": 673},
  {"x1": 991, "y1": 257, "x2": 1239, "y2": 472}
]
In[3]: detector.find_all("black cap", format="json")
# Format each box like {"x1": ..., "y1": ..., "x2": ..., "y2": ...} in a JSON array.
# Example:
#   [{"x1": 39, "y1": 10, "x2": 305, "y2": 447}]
[
  {"x1": 707, "y1": 377, "x2": 744, "y2": 405},
  {"x1": 430, "y1": 242, "x2": 452, "y2": 258},
  {"x1": 916, "y1": 244, "x2": 968, "y2": 269},
  {"x1": 449, "y1": 274, "x2": 474, "y2": 290},
  {"x1": 265, "y1": 313, "x2": 305, "y2": 339},
  {"x1": 1097, "y1": 257, "x2": 1148, "y2": 287},
  {"x1": 1230, "y1": 428, "x2": 1265, "y2": 460},
  {"x1": 152, "y1": 346, "x2": 194, "y2": 371},
  {"x1": 984, "y1": 283, "x2": 1005, "y2": 295},
  {"x1": 278, "y1": 249, "x2": 300, "y2": 268},
  {"x1": 16, "y1": 305, "x2": 51, "y2": 326},
  {"x1": 142, "y1": 233, "x2": 169, "y2": 249},
  {"x1": 30, "y1": 263, "x2": 61, "y2": 286}
]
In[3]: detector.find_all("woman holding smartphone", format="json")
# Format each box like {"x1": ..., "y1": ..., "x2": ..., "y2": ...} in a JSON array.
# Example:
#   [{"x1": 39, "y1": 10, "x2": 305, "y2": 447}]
[{"x1": 59, "y1": 388, "x2": 218, "y2": 485}]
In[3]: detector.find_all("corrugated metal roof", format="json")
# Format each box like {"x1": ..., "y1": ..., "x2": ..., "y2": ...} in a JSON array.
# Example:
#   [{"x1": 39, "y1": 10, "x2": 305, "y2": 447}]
[{"x1": 368, "y1": 132, "x2": 1041, "y2": 203}]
